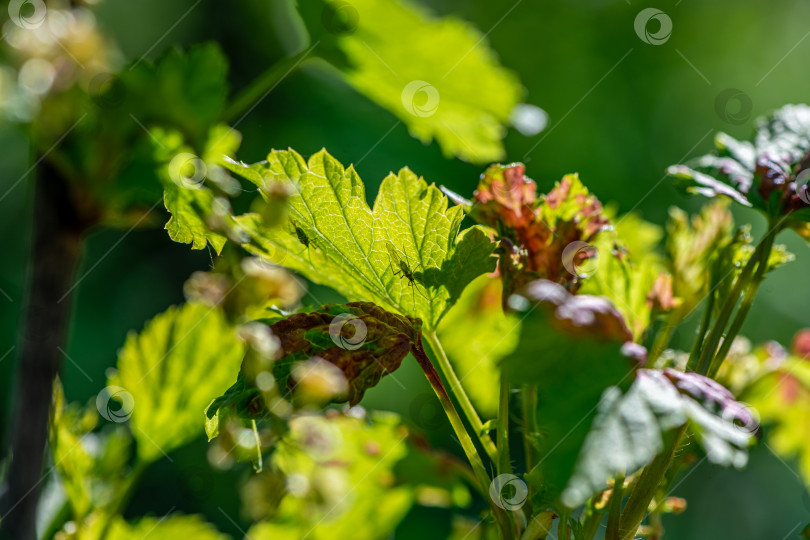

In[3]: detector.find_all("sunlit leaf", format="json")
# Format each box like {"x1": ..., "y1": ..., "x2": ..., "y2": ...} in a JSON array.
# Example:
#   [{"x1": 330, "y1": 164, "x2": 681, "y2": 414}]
[
  {"x1": 110, "y1": 303, "x2": 244, "y2": 461},
  {"x1": 226, "y1": 148, "x2": 496, "y2": 329},
  {"x1": 319, "y1": 0, "x2": 522, "y2": 163}
]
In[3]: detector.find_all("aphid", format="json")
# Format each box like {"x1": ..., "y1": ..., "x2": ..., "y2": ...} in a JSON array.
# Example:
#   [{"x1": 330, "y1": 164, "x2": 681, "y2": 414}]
[
  {"x1": 385, "y1": 241, "x2": 428, "y2": 307},
  {"x1": 290, "y1": 219, "x2": 311, "y2": 249}
]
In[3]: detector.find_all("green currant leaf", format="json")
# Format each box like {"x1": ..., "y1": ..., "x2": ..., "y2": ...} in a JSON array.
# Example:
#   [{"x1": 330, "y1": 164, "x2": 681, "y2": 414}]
[
  {"x1": 227, "y1": 148, "x2": 496, "y2": 329},
  {"x1": 559, "y1": 368, "x2": 757, "y2": 508},
  {"x1": 109, "y1": 303, "x2": 244, "y2": 462},
  {"x1": 317, "y1": 0, "x2": 523, "y2": 163},
  {"x1": 668, "y1": 104, "x2": 810, "y2": 236},
  {"x1": 505, "y1": 280, "x2": 643, "y2": 507}
]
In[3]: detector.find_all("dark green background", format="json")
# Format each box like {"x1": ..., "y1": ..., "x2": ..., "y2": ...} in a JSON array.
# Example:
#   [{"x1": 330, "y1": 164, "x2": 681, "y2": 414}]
[{"x1": 1, "y1": 0, "x2": 809, "y2": 538}]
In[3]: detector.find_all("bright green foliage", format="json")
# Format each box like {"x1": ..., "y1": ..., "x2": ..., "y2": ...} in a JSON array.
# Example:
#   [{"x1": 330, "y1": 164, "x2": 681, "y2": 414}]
[
  {"x1": 226, "y1": 148, "x2": 496, "y2": 328},
  {"x1": 747, "y1": 356, "x2": 810, "y2": 488},
  {"x1": 438, "y1": 275, "x2": 519, "y2": 417},
  {"x1": 247, "y1": 412, "x2": 467, "y2": 540},
  {"x1": 107, "y1": 514, "x2": 226, "y2": 540},
  {"x1": 580, "y1": 212, "x2": 668, "y2": 341},
  {"x1": 110, "y1": 303, "x2": 244, "y2": 461},
  {"x1": 49, "y1": 382, "x2": 131, "y2": 522},
  {"x1": 666, "y1": 201, "x2": 734, "y2": 311},
  {"x1": 153, "y1": 124, "x2": 242, "y2": 252},
  {"x1": 324, "y1": 0, "x2": 522, "y2": 163}
]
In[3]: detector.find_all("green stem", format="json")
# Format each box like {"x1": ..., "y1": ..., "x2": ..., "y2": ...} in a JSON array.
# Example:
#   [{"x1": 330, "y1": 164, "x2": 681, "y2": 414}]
[
  {"x1": 411, "y1": 342, "x2": 510, "y2": 537},
  {"x1": 605, "y1": 474, "x2": 625, "y2": 540},
  {"x1": 424, "y1": 331, "x2": 498, "y2": 462},
  {"x1": 706, "y1": 225, "x2": 778, "y2": 377},
  {"x1": 581, "y1": 508, "x2": 603, "y2": 540},
  {"x1": 618, "y1": 426, "x2": 686, "y2": 540},
  {"x1": 498, "y1": 376, "x2": 511, "y2": 476},
  {"x1": 685, "y1": 286, "x2": 715, "y2": 372},
  {"x1": 649, "y1": 315, "x2": 680, "y2": 363},
  {"x1": 222, "y1": 49, "x2": 313, "y2": 123},
  {"x1": 695, "y1": 235, "x2": 762, "y2": 375}
]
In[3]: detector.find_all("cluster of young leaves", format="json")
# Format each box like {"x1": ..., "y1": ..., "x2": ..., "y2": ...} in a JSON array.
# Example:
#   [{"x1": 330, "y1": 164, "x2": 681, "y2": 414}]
[
  {"x1": 668, "y1": 104, "x2": 810, "y2": 238},
  {"x1": 224, "y1": 148, "x2": 496, "y2": 329},
  {"x1": 49, "y1": 382, "x2": 227, "y2": 540},
  {"x1": 505, "y1": 280, "x2": 759, "y2": 510},
  {"x1": 299, "y1": 0, "x2": 524, "y2": 163}
]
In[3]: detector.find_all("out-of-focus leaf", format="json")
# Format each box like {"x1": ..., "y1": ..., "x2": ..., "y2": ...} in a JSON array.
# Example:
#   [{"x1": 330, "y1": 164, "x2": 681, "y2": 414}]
[
  {"x1": 206, "y1": 302, "x2": 422, "y2": 447},
  {"x1": 437, "y1": 275, "x2": 519, "y2": 418},
  {"x1": 107, "y1": 514, "x2": 225, "y2": 540},
  {"x1": 227, "y1": 149, "x2": 496, "y2": 328},
  {"x1": 747, "y1": 355, "x2": 810, "y2": 488},
  {"x1": 560, "y1": 368, "x2": 757, "y2": 507},
  {"x1": 110, "y1": 303, "x2": 244, "y2": 461},
  {"x1": 580, "y1": 212, "x2": 668, "y2": 341},
  {"x1": 317, "y1": 0, "x2": 522, "y2": 163},
  {"x1": 668, "y1": 104, "x2": 810, "y2": 235},
  {"x1": 504, "y1": 280, "x2": 643, "y2": 506},
  {"x1": 49, "y1": 381, "x2": 131, "y2": 521},
  {"x1": 666, "y1": 201, "x2": 734, "y2": 311},
  {"x1": 246, "y1": 411, "x2": 466, "y2": 540}
]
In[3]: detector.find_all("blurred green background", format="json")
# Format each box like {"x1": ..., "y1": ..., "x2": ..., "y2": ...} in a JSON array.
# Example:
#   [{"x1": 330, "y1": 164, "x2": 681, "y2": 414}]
[{"x1": 1, "y1": 0, "x2": 809, "y2": 538}]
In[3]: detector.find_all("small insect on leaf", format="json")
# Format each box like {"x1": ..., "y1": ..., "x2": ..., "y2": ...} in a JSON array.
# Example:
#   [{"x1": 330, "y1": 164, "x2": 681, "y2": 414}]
[
  {"x1": 290, "y1": 219, "x2": 311, "y2": 249},
  {"x1": 385, "y1": 241, "x2": 428, "y2": 308}
]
